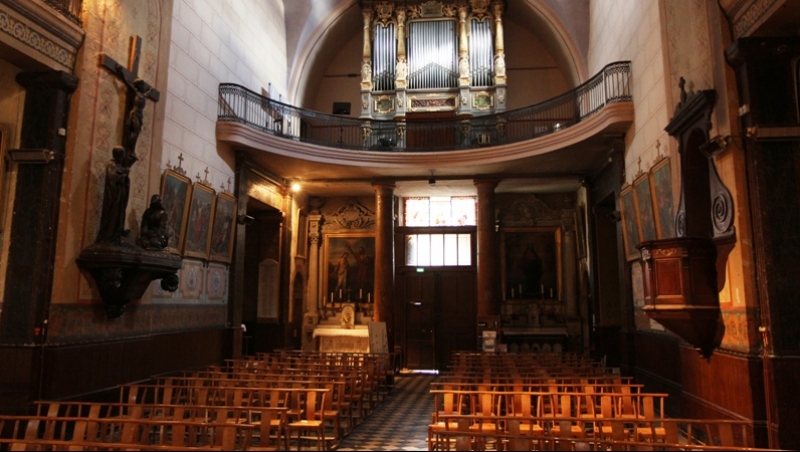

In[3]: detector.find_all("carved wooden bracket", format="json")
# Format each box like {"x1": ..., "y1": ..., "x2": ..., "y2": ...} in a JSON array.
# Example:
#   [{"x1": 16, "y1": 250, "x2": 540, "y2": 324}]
[{"x1": 77, "y1": 244, "x2": 182, "y2": 319}]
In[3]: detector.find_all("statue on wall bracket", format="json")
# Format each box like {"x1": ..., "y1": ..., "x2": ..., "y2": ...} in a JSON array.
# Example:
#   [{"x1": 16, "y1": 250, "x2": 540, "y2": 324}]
[{"x1": 77, "y1": 35, "x2": 181, "y2": 319}]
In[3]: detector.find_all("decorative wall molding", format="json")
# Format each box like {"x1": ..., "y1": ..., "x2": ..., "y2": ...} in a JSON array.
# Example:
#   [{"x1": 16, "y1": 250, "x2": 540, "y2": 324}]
[
  {"x1": 499, "y1": 195, "x2": 574, "y2": 228},
  {"x1": 0, "y1": 0, "x2": 84, "y2": 71},
  {"x1": 323, "y1": 199, "x2": 376, "y2": 230},
  {"x1": 728, "y1": 0, "x2": 781, "y2": 38}
]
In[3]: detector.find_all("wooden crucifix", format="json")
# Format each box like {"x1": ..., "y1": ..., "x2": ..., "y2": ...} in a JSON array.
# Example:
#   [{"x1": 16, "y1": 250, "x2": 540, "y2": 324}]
[{"x1": 101, "y1": 35, "x2": 161, "y2": 167}]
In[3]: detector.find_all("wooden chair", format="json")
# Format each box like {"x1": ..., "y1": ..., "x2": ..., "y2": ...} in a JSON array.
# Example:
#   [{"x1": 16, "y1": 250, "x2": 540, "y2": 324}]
[{"x1": 286, "y1": 389, "x2": 329, "y2": 451}]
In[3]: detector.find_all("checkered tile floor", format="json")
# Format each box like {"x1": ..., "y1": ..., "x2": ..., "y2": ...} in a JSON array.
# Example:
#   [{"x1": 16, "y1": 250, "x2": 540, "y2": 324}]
[{"x1": 337, "y1": 374, "x2": 435, "y2": 451}]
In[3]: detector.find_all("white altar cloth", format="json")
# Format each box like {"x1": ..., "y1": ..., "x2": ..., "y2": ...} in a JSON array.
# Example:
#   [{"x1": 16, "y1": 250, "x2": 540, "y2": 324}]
[{"x1": 313, "y1": 326, "x2": 370, "y2": 352}]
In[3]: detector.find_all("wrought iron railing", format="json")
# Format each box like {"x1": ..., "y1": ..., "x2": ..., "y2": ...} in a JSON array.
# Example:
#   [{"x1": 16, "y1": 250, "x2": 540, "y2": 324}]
[
  {"x1": 42, "y1": 0, "x2": 83, "y2": 26},
  {"x1": 218, "y1": 61, "x2": 631, "y2": 152}
]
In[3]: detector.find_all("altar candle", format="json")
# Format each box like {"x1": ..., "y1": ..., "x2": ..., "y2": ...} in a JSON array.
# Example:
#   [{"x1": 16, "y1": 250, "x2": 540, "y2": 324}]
[
  {"x1": 359, "y1": 289, "x2": 363, "y2": 299},
  {"x1": 540, "y1": 284, "x2": 544, "y2": 294},
  {"x1": 511, "y1": 288, "x2": 515, "y2": 298},
  {"x1": 331, "y1": 292, "x2": 334, "y2": 303},
  {"x1": 367, "y1": 293, "x2": 371, "y2": 303},
  {"x1": 550, "y1": 288, "x2": 554, "y2": 298},
  {"x1": 339, "y1": 289, "x2": 342, "y2": 300},
  {"x1": 518, "y1": 284, "x2": 523, "y2": 294}
]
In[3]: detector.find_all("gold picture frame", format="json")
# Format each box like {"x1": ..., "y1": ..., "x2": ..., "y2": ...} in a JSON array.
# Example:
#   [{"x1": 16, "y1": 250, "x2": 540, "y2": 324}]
[
  {"x1": 619, "y1": 184, "x2": 641, "y2": 261},
  {"x1": 633, "y1": 172, "x2": 657, "y2": 242},
  {"x1": 209, "y1": 191, "x2": 237, "y2": 263},
  {"x1": 0, "y1": 124, "x2": 6, "y2": 233},
  {"x1": 183, "y1": 182, "x2": 216, "y2": 260},
  {"x1": 323, "y1": 233, "x2": 376, "y2": 305},
  {"x1": 649, "y1": 157, "x2": 676, "y2": 238},
  {"x1": 160, "y1": 168, "x2": 194, "y2": 254}
]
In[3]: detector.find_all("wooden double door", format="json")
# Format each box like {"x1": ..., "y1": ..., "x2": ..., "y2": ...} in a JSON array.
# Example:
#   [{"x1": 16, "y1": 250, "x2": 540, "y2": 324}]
[{"x1": 398, "y1": 269, "x2": 476, "y2": 370}]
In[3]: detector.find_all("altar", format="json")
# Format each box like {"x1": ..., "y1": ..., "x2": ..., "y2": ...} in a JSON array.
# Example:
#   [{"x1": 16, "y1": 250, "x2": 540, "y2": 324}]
[{"x1": 313, "y1": 325, "x2": 370, "y2": 353}]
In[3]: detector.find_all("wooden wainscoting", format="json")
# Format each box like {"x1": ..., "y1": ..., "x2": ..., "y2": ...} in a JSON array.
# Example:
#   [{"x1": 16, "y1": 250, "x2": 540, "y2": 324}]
[{"x1": 40, "y1": 328, "x2": 232, "y2": 402}]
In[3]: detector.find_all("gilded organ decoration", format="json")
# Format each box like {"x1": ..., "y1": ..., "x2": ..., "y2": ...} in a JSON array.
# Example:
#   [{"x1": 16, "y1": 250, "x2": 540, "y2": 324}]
[
  {"x1": 375, "y1": 2, "x2": 394, "y2": 25},
  {"x1": 360, "y1": 0, "x2": 506, "y2": 117}
]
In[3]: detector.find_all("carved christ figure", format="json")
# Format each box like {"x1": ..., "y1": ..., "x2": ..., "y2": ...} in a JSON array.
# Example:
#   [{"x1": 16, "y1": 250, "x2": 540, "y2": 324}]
[{"x1": 116, "y1": 63, "x2": 153, "y2": 162}]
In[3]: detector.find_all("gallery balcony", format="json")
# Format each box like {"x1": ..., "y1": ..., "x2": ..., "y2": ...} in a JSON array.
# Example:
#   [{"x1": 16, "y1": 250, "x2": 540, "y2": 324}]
[{"x1": 216, "y1": 61, "x2": 633, "y2": 181}]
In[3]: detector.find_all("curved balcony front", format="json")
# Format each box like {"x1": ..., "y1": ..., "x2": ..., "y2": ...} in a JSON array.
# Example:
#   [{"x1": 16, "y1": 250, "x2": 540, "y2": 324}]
[{"x1": 216, "y1": 61, "x2": 633, "y2": 181}]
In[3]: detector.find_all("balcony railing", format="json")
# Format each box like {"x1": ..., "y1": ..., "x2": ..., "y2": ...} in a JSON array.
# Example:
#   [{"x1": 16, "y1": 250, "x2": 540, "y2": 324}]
[
  {"x1": 218, "y1": 61, "x2": 631, "y2": 153},
  {"x1": 42, "y1": 0, "x2": 82, "y2": 26}
]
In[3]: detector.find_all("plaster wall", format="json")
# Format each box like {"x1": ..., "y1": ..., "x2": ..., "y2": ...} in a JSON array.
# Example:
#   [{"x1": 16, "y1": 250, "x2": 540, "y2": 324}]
[
  {"x1": 165, "y1": 0, "x2": 287, "y2": 188},
  {"x1": 589, "y1": 0, "x2": 669, "y2": 187}
]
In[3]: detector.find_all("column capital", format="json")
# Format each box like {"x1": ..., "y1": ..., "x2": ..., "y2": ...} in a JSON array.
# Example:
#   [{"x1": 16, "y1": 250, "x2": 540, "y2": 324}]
[
  {"x1": 473, "y1": 178, "x2": 500, "y2": 191},
  {"x1": 372, "y1": 180, "x2": 397, "y2": 192}
]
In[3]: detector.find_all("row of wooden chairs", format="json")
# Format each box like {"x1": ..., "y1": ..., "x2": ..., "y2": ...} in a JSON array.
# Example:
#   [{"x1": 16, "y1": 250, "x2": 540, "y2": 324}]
[
  {"x1": 0, "y1": 414, "x2": 257, "y2": 451},
  {"x1": 429, "y1": 415, "x2": 757, "y2": 451},
  {"x1": 430, "y1": 351, "x2": 763, "y2": 451},
  {"x1": 0, "y1": 350, "x2": 395, "y2": 451}
]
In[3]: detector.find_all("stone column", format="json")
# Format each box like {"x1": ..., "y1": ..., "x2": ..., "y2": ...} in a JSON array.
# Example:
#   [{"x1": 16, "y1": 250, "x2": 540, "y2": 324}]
[
  {"x1": 373, "y1": 182, "x2": 395, "y2": 334},
  {"x1": 562, "y1": 225, "x2": 578, "y2": 318},
  {"x1": 302, "y1": 209, "x2": 323, "y2": 352},
  {"x1": 306, "y1": 214, "x2": 323, "y2": 313},
  {"x1": 475, "y1": 179, "x2": 500, "y2": 317}
]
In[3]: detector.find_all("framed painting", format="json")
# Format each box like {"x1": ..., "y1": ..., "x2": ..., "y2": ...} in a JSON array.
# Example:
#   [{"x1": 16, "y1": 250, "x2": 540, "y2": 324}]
[
  {"x1": 209, "y1": 191, "x2": 237, "y2": 263},
  {"x1": 323, "y1": 233, "x2": 375, "y2": 304},
  {"x1": 0, "y1": 124, "x2": 6, "y2": 233},
  {"x1": 633, "y1": 173, "x2": 657, "y2": 242},
  {"x1": 501, "y1": 228, "x2": 562, "y2": 300},
  {"x1": 160, "y1": 169, "x2": 193, "y2": 254},
  {"x1": 619, "y1": 185, "x2": 642, "y2": 261},
  {"x1": 183, "y1": 183, "x2": 216, "y2": 259},
  {"x1": 575, "y1": 205, "x2": 587, "y2": 259},
  {"x1": 649, "y1": 157, "x2": 676, "y2": 238}
]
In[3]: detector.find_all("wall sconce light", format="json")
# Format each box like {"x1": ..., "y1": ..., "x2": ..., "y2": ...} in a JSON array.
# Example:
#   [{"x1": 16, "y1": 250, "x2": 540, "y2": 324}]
[{"x1": 7, "y1": 148, "x2": 55, "y2": 164}]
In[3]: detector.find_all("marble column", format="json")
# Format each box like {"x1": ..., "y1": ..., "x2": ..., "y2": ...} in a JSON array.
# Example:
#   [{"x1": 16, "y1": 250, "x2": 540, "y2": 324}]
[
  {"x1": 306, "y1": 213, "x2": 323, "y2": 313},
  {"x1": 373, "y1": 182, "x2": 395, "y2": 333},
  {"x1": 475, "y1": 179, "x2": 500, "y2": 317},
  {"x1": 562, "y1": 226, "x2": 578, "y2": 318}
]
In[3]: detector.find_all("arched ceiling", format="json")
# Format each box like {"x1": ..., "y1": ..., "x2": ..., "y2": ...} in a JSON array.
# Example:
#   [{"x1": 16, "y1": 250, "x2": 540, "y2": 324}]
[{"x1": 284, "y1": 0, "x2": 589, "y2": 107}]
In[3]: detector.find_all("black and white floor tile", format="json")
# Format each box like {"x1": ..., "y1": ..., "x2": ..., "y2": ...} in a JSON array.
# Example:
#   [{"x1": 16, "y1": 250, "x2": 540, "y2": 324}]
[{"x1": 337, "y1": 374, "x2": 435, "y2": 451}]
